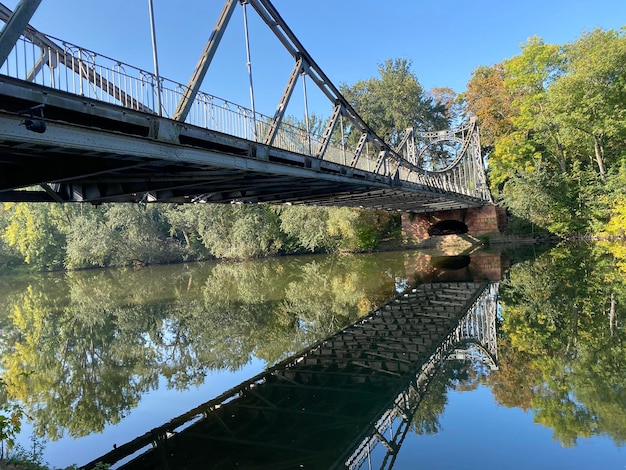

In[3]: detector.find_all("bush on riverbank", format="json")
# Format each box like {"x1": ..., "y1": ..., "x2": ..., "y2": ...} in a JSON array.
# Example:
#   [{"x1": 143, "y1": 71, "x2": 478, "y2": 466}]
[{"x1": 0, "y1": 203, "x2": 401, "y2": 272}]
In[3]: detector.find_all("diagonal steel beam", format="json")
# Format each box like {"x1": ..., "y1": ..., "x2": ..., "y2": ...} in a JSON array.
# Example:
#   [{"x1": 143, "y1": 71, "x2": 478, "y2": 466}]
[
  {"x1": 173, "y1": 0, "x2": 238, "y2": 123},
  {"x1": 264, "y1": 56, "x2": 303, "y2": 147},
  {"x1": 0, "y1": 0, "x2": 41, "y2": 66},
  {"x1": 247, "y1": 0, "x2": 387, "y2": 147},
  {"x1": 315, "y1": 102, "x2": 341, "y2": 159}
]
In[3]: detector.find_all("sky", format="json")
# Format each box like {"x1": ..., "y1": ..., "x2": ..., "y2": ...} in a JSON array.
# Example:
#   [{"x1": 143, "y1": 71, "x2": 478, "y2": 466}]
[{"x1": 4, "y1": 0, "x2": 626, "y2": 120}]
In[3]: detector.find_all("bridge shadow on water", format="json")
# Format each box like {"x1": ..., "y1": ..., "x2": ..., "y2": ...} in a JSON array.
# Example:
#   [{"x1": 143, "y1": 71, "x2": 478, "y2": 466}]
[{"x1": 82, "y1": 254, "x2": 502, "y2": 470}]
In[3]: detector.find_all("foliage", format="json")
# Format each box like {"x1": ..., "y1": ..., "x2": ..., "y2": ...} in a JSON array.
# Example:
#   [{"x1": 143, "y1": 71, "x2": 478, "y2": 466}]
[
  {"x1": 0, "y1": 384, "x2": 23, "y2": 457},
  {"x1": 5, "y1": 436, "x2": 48, "y2": 469},
  {"x1": 462, "y1": 64, "x2": 514, "y2": 151},
  {"x1": 278, "y1": 206, "x2": 335, "y2": 252},
  {"x1": 194, "y1": 205, "x2": 283, "y2": 259},
  {"x1": 340, "y1": 58, "x2": 449, "y2": 146},
  {"x1": 2, "y1": 203, "x2": 68, "y2": 271},
  {"x1": 464, "y1": 28, "x2": 626, "y2": 235},
  {"x1": 0, "y1": 201, "x2": 403, "y2": 270},
  {"x1": 600, "y1": 163, "x2": 626, "y2": 237},
  {"x1": 489, "y1": 242, "x2": 626, "y2": 446}
]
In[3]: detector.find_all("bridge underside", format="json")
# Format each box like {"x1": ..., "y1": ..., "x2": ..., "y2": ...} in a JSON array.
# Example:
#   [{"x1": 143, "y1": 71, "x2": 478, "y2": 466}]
[{"x1": 0, "y1": 78, "x2": 483, "y2": 211}]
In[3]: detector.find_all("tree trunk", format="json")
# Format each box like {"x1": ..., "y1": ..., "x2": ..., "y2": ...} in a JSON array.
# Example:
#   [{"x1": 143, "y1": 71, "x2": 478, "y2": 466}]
[
  {"x1": 610, "y1": 292, "x2": 616, "y2": 337},
  {"x1": 593, "y1": 135, "x2": 606, "y2": 182}
]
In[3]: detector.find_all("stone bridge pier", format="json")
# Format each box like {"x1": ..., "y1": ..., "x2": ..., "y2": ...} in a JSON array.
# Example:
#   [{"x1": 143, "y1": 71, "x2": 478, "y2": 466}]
[{"x1": 402, "y1": 204, "x2": 506, "y2": 241}]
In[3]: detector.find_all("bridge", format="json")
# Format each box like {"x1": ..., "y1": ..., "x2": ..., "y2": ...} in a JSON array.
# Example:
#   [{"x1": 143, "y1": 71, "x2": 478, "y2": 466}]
[
  {"x1": 81, "y1": 280, "x2": 499, "y2": 469},
  {"x1": 0, "y1": 0, "x2": 491, "y2": 211}
]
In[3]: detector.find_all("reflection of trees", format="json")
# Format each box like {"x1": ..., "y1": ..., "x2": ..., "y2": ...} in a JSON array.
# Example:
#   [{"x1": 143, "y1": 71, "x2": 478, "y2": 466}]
[
  {"x1": 410, "y1": 360, "x2": 472, "y2": 436},
  {"x1": 488, "y1": 243, "x2": 626, "y2": 446},
  {"x1": 1, "y1": 284, "x2": 159, "y2": 441},
  {"x1": 0, "y1": 253, "x2": 405, "y2": 442}
]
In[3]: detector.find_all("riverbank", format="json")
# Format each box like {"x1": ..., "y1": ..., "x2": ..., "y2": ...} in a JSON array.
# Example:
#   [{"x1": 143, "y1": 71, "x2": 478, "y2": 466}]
[{"x1": 381, "y1": 232, "x2": 543, "y2": 256}]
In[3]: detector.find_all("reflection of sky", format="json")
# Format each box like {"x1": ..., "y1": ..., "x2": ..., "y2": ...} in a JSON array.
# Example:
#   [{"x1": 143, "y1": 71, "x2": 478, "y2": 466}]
[
  {"x1": 392, "y1": 385, "x2": 625, "y2": 470},
  {"x1": 16, "y1": 358, "x2": 267, "y2": 469},
  {"x1": 395, "y1": 276, "x2": 410, "y2": 293}
]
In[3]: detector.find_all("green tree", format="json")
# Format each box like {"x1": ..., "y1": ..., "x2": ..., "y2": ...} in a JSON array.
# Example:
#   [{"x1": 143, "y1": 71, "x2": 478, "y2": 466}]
[
  {"x1": 195, "y1": 205, "x2": 283, "y2": 259},
  {"x1": 64, "y1": 204, "x2": 184, "y2": 268},
  {"x1": 548, "y1": 29, "x2": 626, "y2": 182},
  {"x1": 278, "y1": 205, "x2": 335, "y2": 252},
  {"x1": 340, "y1": 58, "x2": 447, "y2": 146},
  {"x1": 2, "y1": 203, "x2": 68, "y2": 271}
]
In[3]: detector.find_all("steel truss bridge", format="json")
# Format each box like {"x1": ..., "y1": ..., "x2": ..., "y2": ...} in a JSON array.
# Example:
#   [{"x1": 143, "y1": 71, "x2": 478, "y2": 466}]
[
  {"x1": 0, "y1": 0, "x2": 491, "y2": 211},
  {"x1": 82, "y1": 281, "x2": 499, "y2": 470}
]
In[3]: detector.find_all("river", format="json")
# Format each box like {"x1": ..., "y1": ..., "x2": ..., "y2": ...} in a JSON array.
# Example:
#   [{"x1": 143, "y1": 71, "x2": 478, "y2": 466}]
[{"x1": 0, "y1": 243, "x2": 624, "y2": 468}]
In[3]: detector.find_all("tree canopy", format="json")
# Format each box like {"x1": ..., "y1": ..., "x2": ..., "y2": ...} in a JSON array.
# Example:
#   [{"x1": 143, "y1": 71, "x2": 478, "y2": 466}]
[
  {"x1": 464, "y1": 28, "x2": 626, "y2": 236},
  {"x1": 340, "y1": 58, "x2": 451, "y2": 146}
]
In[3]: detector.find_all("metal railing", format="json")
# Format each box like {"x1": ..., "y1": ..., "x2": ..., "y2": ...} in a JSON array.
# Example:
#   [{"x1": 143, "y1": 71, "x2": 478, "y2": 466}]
[{"x1": 0, "y1": 31, "x2": 489, "y2": 201}]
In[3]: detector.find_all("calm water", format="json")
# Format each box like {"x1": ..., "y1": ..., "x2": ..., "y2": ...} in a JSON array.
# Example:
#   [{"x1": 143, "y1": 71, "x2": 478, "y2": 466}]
[{"x1": 0, "y1": 244, "x2": 625, "y2": 468}]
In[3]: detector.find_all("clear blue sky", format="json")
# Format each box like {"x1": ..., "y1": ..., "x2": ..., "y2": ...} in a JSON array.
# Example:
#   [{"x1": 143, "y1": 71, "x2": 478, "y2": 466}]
[{"x1": 4, "y1": 0, "x2": 626, "y2": 119}]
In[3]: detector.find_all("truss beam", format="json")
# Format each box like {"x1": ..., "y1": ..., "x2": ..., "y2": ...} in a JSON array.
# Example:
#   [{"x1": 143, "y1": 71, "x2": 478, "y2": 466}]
[
  {"x1": 264, "y1": 56, "x2": 303, "y2": 147},
  {"x1": 173, "y1": 0, "x2": 238, "y2": 123},
  {"x1": 0, "y1": 0, "x2": 41, "y2": 66}
]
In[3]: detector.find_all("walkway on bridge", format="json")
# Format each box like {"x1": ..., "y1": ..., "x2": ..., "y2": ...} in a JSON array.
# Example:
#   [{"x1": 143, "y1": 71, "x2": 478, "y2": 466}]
[
  {"x1": 82, "y1": 280, "x2": 498, "y2": 469},
  {"x1": 0, "y1": 0, "x2": 490, "y2": 212}
]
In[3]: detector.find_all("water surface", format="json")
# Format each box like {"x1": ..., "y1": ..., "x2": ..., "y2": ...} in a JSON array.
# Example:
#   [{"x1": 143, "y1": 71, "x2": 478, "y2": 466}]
[{"x1": 0, "y1": 245, "x2": 624, "y2": 468}]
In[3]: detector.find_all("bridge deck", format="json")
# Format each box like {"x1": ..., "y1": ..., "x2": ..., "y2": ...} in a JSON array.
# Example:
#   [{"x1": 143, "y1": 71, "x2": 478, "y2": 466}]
[{"x1": 0, "y1": 77, "x2": 484, "y2": 211}]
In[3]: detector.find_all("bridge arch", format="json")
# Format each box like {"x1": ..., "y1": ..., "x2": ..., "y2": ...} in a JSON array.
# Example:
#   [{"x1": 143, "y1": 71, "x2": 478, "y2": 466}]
[
  {"x1": 445, "y1": 339, "x2": 499, "y2": 371},
  {"x1": 430, "y1": 255, "x2": 471, "y2": 270},
  {"x1": 427, "y1": 219, "x2": 468, "y2": 236}
]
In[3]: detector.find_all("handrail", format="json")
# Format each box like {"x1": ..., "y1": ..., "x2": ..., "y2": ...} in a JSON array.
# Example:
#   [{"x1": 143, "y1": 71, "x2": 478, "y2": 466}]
[{"x1": 0, "y1": 17, "x2": 490, "y2": 202}]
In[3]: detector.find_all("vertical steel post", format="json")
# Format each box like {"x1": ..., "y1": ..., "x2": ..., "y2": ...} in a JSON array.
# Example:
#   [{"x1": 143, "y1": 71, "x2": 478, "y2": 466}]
[
  {"x1": 242, "y1": 1, "x2": 256, "y2": 119},
  {"x1": 302, "y1": 71, "x2": 311, "y2": 155},
  {"x1": 148, "y1": 0, "x2": 162, "y2": 116}
]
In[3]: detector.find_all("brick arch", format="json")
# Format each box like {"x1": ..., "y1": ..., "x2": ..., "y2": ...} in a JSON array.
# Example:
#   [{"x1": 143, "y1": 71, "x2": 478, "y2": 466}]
[
  {"x1": 401, "y1": 205, "x2": 506, "y2": 240},
  {"x1": 430, "y1": 255, "x2": 471, "y2": 270},
  {"x1": 427, "y1": 219, "x2": 468, "y2": 236}
]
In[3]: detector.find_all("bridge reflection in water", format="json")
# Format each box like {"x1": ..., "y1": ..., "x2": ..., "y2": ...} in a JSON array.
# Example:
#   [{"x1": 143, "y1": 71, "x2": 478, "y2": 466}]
[{"x1": 83, "y1": 258, "x2": 500, "y2": 469}]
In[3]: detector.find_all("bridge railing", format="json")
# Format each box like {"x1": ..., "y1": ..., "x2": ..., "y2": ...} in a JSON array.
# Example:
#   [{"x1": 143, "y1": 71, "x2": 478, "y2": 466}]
[
  {"x1": 1, "y1": 29, "x2": 489, "y2": 200},
  {"x1": 1, "y1": 32, "x2": 385, "y2": 174},
  {"x1": 1, "y1": 34, "x2": 159, "y2": 113}
]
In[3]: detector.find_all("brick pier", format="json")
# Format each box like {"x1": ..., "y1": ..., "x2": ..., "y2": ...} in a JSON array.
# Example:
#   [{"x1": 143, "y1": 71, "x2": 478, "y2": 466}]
[{"x1": 402, "y1": 204, "x2": 506, "y2": 240}]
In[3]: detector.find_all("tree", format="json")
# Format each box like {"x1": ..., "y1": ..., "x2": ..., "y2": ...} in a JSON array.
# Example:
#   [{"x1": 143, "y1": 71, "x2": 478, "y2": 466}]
[
  {"x1": 195, "y1": 205, "x2": 284, "y2": 259},
  {"x1": 340, "y1": 58, "x2": 447, "y2": 146},
  {"x1": 278, "y1": 206, "x2": 334, "y2": 252},
  {"x1": 2, "y1": 203, "x2": 68, "y2": 271},
  {"x1": 462, "y1": 63, "x2": 520, "y2": 193},
  {"x1": 548, "y1": 28, "x2": 626, "y2": 181},
  {"x1": 504, "y1": 37, "x2": 566, "y2": 174},
  {"x1": 428, "y1": 87, "x2": 462, "y2": 127},
  {"x1": 65, "y1": 204, "x2": 183, "y2": 268}
]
